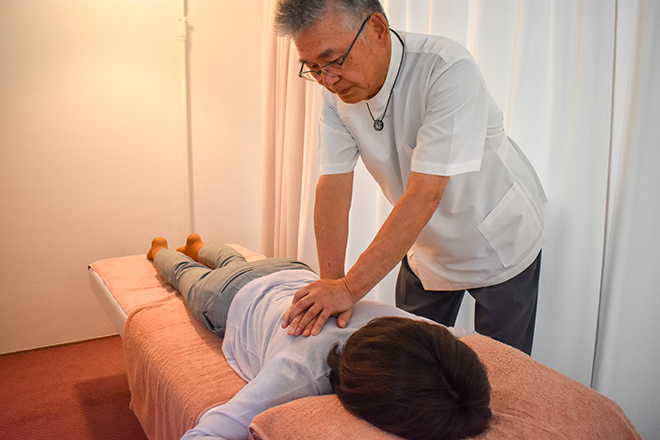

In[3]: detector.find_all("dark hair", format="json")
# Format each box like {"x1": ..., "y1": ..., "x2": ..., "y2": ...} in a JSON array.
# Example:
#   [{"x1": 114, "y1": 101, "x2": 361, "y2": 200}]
[
  {"x1": 327, "y1": 317, "x2": 492, "y2": 440},
  {"x1": 274, "y1": 0, "x2": 387, "y2": 37}
]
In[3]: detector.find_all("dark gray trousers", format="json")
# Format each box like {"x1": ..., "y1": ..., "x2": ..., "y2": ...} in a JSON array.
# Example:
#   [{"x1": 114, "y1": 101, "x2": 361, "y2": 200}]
[{"x1": 396, "y1": 252, "x2": 541, "y2": 355}]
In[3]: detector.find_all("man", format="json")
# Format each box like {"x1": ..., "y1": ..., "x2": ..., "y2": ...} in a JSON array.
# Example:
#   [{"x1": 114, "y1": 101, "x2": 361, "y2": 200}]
[
  {"x1": 146, "y1": 234, "x2": 492, "y2": 440},
  {"x1": 275, "y1": 0, "x2": 547, "y2": 354}
]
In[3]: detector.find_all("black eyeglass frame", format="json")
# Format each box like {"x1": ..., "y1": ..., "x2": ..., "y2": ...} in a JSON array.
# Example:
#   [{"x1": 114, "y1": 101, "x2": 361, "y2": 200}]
[{"x1": 298, "y1": 13, "x2": 374, "y2": 81}]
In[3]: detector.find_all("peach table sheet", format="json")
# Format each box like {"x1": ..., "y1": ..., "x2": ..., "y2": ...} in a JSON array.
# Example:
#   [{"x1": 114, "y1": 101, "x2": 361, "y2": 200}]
[
  {"x1": 89, "y1": 253, "x2": 640, "y2": 440},
  {"x1": 89, "y1": 246, "x2": 262, "y2": 440}
]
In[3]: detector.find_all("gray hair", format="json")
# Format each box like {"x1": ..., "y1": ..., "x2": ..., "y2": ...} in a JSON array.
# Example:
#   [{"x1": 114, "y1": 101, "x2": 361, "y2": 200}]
[{"x1": 274, "y1": 0, "x2": 387, "y2": 38}]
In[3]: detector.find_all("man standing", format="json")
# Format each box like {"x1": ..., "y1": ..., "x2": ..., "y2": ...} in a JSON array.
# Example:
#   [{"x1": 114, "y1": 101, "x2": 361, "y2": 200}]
[{"x1": 275, "y1": 0, "x2": 546, "y2": 354}]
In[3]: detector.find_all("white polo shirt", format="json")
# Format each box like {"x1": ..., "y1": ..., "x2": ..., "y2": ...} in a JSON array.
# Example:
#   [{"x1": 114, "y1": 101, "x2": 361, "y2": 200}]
[{"x1": 319, "y1": 31, "x2": 547, "y2": 290}]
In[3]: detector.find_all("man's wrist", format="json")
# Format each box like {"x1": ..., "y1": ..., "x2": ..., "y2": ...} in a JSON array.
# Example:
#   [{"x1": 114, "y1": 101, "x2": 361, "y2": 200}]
[{"x1": 341, "y1": 277, "x2": 359, "y2": 304}]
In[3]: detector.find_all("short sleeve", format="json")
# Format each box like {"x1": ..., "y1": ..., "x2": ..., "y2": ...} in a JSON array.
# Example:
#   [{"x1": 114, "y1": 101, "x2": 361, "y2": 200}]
[
  {"x1": 411, "y1": 58, "x2": 489, "y2": 176},
  {"x1": 318, "y1": 91, "x2": 360, "y2": 175}
]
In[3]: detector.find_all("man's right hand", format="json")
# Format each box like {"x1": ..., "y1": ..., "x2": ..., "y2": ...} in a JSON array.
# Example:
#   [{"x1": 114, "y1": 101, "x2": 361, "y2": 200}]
[{"x1": 280, "y1": 278, "x2": 356, "y2": 336}]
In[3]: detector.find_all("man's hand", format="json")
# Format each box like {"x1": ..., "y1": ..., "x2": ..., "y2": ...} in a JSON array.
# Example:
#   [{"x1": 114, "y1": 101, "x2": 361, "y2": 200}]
[{"x1": 281, "y1": 278, "x2": 356, "y2": 336}]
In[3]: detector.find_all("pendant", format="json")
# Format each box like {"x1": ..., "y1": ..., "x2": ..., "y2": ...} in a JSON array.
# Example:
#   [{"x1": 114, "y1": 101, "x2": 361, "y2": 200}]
[{"x1": 373, "y1": 119, "x2": 384, "y2": 131}]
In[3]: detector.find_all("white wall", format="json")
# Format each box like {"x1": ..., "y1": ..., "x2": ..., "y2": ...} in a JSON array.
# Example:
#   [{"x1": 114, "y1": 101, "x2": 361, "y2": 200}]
[
  {"x1": 0, "y1": 0, "x2": 264, "y2": 354},
  {"x1": 186, "y1": 0, "x2": 264, "y2": 248}
]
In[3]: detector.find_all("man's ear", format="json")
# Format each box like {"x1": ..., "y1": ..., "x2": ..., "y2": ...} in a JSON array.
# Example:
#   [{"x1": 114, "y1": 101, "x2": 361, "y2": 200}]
[{"x1": 369, "y1": 13, "x2": 390, "y2": 47}]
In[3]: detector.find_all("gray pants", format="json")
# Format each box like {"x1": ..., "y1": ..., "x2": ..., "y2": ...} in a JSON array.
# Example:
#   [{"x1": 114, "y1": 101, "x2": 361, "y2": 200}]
[
  {"x1": 154, "y1": 244, "x2": 314, "y2": 337},
  {"x1": 396, "y1": 252, "x2": 541, "y2": 355}
]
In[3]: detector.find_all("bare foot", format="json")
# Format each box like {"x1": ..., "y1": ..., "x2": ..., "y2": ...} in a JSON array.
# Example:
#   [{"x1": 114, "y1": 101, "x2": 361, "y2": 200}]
[
  {"x1": 177, "y1": 233, "x2": 205, "y2": 261},
  {"x1": 147, "y1": 237, "x2": 168, "y2": 260}
]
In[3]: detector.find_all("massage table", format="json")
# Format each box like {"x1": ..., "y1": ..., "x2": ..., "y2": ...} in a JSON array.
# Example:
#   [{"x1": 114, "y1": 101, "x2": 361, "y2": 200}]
[{"x1": 88, "y1": 246, "x2": 640, "y2": 440}]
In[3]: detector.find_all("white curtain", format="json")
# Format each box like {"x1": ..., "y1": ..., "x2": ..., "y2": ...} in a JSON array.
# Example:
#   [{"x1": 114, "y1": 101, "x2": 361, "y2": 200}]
[
  {"x1": 591, "y1": 0, "x2": 660, "y2": 437},
  {"x1": 260, "y1": 0, "x2": 309, "y2": 258},
  {"x1": 261, "y1": 1, "x2": 660, "y2": 437}
]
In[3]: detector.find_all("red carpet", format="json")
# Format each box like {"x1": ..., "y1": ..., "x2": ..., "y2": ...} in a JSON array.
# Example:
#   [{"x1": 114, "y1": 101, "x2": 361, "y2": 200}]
[{"x1": 0, "y1": 336, "x2": 148, "y2": 440}]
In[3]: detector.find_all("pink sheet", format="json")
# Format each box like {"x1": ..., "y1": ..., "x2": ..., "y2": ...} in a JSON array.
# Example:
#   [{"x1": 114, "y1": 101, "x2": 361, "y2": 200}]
[
  {"x1": 90, "y1": 253, "x2": 640, "y2": 440},
  {"x1": 89, "y1": 247, "x2": 263, "y2": 440},
  {"x1": 124, "y1": 296, "x2": 246, "y2": 440}
]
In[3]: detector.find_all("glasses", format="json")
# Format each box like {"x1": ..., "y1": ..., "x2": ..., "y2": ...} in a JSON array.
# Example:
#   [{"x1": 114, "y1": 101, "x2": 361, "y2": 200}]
[{"x1": 299, "y1": 14, "x2": 373, "y2": 82}]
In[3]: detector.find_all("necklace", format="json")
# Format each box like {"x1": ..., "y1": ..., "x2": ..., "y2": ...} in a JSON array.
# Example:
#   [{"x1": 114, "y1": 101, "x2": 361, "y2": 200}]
[{"x1": 366, "y1": 30, "x2": 405, "y2": 132}]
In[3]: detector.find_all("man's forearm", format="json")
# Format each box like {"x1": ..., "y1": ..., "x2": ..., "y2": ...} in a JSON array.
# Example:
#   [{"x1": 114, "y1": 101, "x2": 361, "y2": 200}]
[
  {"x1": 343, "y1": 172, "x2": 449, "y2": 300},
  {"x1": 314, "y1": 172, "x2": 353, "y2": 279}
]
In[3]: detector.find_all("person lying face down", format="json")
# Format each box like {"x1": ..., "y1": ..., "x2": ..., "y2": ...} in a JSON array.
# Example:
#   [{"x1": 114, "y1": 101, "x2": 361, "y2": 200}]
[{"x1": 147, "y1": 235, "x2": 492, "y2": 440}]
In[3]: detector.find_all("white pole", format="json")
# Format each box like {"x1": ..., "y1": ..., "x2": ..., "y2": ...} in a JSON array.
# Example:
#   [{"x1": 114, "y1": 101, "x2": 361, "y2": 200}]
[{"x1": 179, "y1": 2, "x2": 195, "y2": 234}]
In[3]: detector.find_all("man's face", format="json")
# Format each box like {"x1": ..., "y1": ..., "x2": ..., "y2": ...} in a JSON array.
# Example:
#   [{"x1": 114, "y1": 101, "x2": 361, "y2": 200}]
[{"x1": 294, "y1": 13, "x2": 390, "y2": 104}]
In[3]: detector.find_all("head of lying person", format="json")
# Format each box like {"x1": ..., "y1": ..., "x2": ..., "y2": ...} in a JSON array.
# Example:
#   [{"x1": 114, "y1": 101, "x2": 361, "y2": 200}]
[{"x1": 327, "y1": 317, "x2": 492, "y2": 440}]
